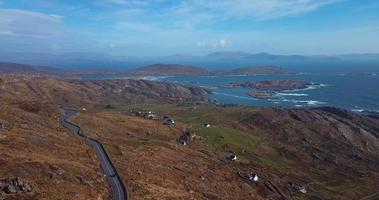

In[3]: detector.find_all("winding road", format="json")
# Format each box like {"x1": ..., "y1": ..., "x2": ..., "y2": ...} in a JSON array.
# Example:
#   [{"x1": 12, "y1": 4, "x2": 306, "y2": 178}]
[{"x1": 60, "y1": 108, "x2": 129, "y2": 200}]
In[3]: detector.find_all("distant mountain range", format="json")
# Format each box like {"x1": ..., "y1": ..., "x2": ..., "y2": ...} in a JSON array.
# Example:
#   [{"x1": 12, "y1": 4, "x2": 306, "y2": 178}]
[{"x1": 1, "y1": 51, "x2": 379, "y2": 71}]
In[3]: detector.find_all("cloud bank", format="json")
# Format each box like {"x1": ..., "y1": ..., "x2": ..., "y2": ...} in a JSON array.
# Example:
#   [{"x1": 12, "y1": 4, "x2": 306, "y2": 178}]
[{"x1": 0, "y1": 8, "x2": 63, "y2": 37}]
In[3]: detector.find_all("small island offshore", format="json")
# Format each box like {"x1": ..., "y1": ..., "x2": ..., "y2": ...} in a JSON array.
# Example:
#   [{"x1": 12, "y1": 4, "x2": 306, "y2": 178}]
[{"x1": 226, "y1": 80, "x2": 317, "y2": 99}]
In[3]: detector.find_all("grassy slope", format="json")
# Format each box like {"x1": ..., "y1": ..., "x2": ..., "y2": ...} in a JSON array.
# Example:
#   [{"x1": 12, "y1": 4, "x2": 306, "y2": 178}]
[
  {"x1": 109, "y1": 103, "x2": 378, "y2": 200},
  {"x1": 123, "y1": 104, "x2": 281, "y2": 165}
]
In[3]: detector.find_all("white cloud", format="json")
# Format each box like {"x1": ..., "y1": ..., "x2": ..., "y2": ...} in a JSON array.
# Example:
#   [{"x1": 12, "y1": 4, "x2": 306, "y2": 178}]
[
  {"x1": 215, "y1": 39, "x2": 232, "y2": 47},
  {"x1": 97, "y1": 0, "x2": 163, "y2": 7},
  {"x1": 172, "y1": 0, "x2": 342, "y2": 20},
  {"x1": 196, "y1": 39, "x2": 233, "y2": 48},
  {"x1": 0, "y1": 9, "x2": 64, "y2": 37}
]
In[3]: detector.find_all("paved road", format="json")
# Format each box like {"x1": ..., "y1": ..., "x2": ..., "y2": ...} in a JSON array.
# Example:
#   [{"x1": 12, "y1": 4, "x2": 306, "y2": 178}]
[{"x1": 60, "y1": 109, "x2": 128, "y2": 200}]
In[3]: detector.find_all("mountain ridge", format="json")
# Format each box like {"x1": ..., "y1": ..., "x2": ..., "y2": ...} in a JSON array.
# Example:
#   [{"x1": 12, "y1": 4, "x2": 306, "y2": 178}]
[{"x1": 1, "y1": 51, "x2": 379, "y2": 70}]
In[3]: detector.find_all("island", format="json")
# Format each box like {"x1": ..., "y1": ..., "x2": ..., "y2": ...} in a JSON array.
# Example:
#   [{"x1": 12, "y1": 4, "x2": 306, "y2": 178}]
[
  {"x1": 226, "y1": 80, "x2": 316, "y2": 99},
  {"x1": 127, "y1": 64, "x2": 289, "y2": 77},
  {"x1": 129, "y1": 64, "x2": 209, "y2": 76}
]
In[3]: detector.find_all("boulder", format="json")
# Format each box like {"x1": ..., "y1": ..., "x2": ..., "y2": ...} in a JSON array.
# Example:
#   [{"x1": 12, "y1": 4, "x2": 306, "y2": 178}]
[
  {"x1": 0, "y1": 177, "x2": 33, "y2": 194},
  {"x1": 0, "y1": 119, "x2": 8, "y2": 130},
  {"x1": 4, "y1": 185, "x2": 17, "y2": 194}
]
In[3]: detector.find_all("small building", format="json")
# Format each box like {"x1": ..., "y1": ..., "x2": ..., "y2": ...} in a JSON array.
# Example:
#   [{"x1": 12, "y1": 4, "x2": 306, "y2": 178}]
[
  {"x1": 163, "y1": 116, "x2": 175, "y2": 126},
  {"x1": 289, "y1": 182, "x2": 307, "y2": 194},
  {"x1": 247, "y1": 173, "x2": 259, "y2": 182},
  {"x1": 202, "y1": 123, "x2": 211, "y2": 128},
  {"x1": 178, "y1": 128, "x2": 191, "y2": 145},
  {"x1": 81, "y1": 108, "x2": 87, "y2": 111},
  {"x1": 164, "y1": 119, "x2": 175, "y2": 125},
  {"x1": 299, "y1": 186, "x2": 307, "y2": 194},
  {"x1": 228, "y1": 154, "x2": 237, "y2": 161},
  {"x1": 146, "y1": 114, "x2": 158, "y2": 120}
]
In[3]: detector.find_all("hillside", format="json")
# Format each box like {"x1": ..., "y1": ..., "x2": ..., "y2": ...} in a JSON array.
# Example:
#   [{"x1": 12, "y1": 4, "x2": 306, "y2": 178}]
[
  {"x1": 0, "y1": 76, "x2": 212, "y2": 199},
  {"x1": 0, "y1": 76, "x2": 378, "y2": 199},
  {"x1": 0, "y1": 76, "x2": 210, "y2": 107},
  {"x1": 130, "y1": 64, "x2": 209, "y2": 76},
  {"x1": 110, "y1": 104, "x2": 379, "y2": 200}
]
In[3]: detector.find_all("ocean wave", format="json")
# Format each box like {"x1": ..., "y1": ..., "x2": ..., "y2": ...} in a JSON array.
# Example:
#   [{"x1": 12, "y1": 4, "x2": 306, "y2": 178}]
[
  {"x1": 286, "y1": 83, "x2": 328, "y2": 92},
  {"x1": 351, "y1": 109, "x2": 365, "y2": 112},
  {"x1": 276, "y1": 93, "x2": 309, "y2": 96},
  {"x1": 351, "y1": 108, "x2": 379, "y2": 113},
  {"x1": 282, "y1": 99, "x2": 326, "y2": 105},
  {"x1": 140, "y1": 76, "x2": 174, "y2": 81},
  {"x1": 213, "y1": 92, "x2": 256, "y2": 100},
  {"x1": 222, "y1": 74, "x2": 249, "y2": 77},
  {"x1": 200, "y1": 75, "x2": 218, "y2": 78}
]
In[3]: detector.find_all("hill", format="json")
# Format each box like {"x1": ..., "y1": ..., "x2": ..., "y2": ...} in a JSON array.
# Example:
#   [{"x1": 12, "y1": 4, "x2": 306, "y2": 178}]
[
  {"x1": 0, "y1": 62, "x2": 62, "y2": 76},
  {"x1": 0, "y1": 76, "x2": 210, "y2": 106}
]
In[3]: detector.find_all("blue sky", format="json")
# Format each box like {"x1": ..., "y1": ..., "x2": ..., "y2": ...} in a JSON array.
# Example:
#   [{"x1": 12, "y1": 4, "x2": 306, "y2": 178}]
[{"x1": 0, "y1": 0, "x2": 379, "y2": 56}]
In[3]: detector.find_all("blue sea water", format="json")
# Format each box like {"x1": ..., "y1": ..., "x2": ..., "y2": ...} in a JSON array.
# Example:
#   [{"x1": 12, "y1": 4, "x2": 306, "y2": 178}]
[{"x1": 159, "y1": 74, "x2": 379, "y2": 112}]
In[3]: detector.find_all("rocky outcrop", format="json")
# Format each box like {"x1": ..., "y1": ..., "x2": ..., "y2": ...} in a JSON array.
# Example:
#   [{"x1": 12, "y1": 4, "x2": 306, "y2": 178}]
[
  {"x1": 0, "y1": 119, "x2": 8, "y2": 130},
  {"x1": 0, "y1": 177, "x2": 33, "y2": 195}
]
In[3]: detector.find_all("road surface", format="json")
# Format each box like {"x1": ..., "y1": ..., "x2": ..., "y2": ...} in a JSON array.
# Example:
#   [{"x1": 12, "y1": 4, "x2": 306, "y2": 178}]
[{"x1": 60, "y1": 108, "x2": 128, "y2": 200}]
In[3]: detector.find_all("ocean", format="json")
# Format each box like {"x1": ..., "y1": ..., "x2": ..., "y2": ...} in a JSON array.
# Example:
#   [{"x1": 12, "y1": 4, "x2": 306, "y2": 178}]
[{"x1": 158, "y1": 73, "x2": 379, "y2": 113}]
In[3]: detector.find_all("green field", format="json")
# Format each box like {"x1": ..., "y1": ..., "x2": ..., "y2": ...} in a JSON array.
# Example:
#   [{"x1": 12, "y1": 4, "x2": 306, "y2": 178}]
[{"x1": 111, "y1": 104, "x2": 276, "y2": 163}]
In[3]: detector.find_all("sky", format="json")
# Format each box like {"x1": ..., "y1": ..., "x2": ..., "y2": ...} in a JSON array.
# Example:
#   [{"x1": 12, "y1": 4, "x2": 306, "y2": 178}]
[{"x1": 0, "y1": 0, "x2": 379, "y2": 56}]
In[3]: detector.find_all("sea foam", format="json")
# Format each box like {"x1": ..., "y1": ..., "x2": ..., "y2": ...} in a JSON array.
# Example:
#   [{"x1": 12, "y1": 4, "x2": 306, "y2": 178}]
[
  {"x1": 213, "y1": 92, "x2": 256, "y2": 100},
  {"x1": 282, "y1": 99, "x2": 326, "y2": 105},
  {"x1": 276, "y1": 93, "x2": 309, "y2": 96}
]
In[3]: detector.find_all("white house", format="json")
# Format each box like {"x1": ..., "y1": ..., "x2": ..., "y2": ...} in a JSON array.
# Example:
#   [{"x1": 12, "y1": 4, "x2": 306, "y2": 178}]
[
  {"x1": 203, "y1": 123, "x2": 211, "y2": 128},
  {"x1": 247, "y1": 173, "x2": 259, "y2": 182},
  {"x1": 228, "y1": 154, "x2": 237, "y2": 161}
]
